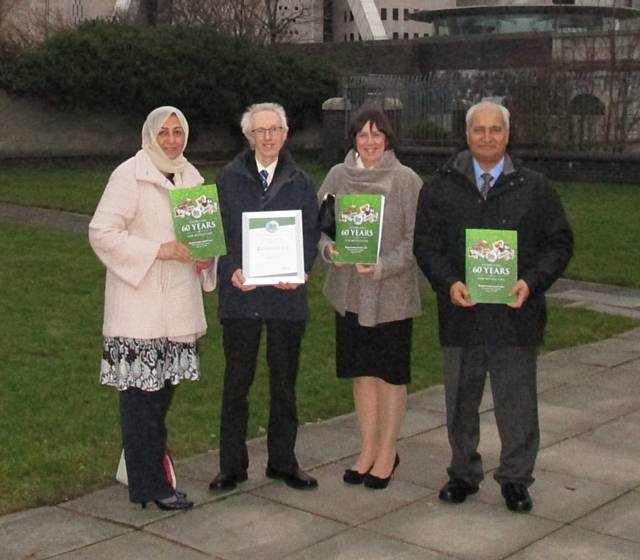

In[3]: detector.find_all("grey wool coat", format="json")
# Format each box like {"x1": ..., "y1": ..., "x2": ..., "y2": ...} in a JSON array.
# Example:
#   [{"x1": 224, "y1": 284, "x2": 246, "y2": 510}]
[{"x1": 318, "y1": 149, "x2": 423, "y2": 327}]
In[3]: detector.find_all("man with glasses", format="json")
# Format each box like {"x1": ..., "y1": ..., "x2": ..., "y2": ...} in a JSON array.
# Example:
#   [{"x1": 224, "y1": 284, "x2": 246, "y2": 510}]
[
  {"x1": 209, "y1": 102, "x2": 320, "y2": 492},
  {"x1": 413, "y1": 101, "x2": 573, "y2": 513}
]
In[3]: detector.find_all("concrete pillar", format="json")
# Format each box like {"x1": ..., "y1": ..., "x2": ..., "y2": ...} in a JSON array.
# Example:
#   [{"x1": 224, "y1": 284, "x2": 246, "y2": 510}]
[{"x1": 322, "y1": 97, "x2": 350, "y2": 166}]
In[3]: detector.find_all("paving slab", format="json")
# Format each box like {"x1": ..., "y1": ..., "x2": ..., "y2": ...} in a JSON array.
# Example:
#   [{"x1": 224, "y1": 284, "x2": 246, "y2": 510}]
[
  {"x1": 474, "y1": 468, "x2": 626, "y2": 523},
  {"x1": 535, "y1": 361, "x2": 608, "y2": 393},
  {"x1": 251, "y1": 462, "x2": 431, "y2": 525},
  {"x1": 537, "y1": 402, "x2": 605, "y2": 441},
  {"x1": 614, "y1": 326, "x2": 640, "y2": 341},
  {"x1": 537, "y1": 376, "x2": 640, "y2": 421},
  {"x1": 395, "y1": 433, "x2": 452, "y2": 491},
  {"x1": 61, "y1": 475, "x2": 227, "y2": 527},
  {"x1": 51, "y1": 531, "x2": 211, "y2": 560},
  {"x1": 537, "y1": 438, "x2": 640, "y2": 488},
  {"x1": 145, "y1": 493, "x2": 347, "y2": 560},
  {"x1": 282, "y1": 527, "x2": 455, "y2": 560},
  {"x1": 574, "y1": 489, "x2": 640, "y2": 543},
  {"x1": 0, "y1": 506, "x2": 129, "y2": 560},
  {"x1": 508, "y1": 525, "x2": 640, "y2": 560},
  {"x1": 578, "y1": 411, "x2": 640, "y2": 453},
  {"x1": 362, "y1": 495, "x2": 561, "y2": 560}
]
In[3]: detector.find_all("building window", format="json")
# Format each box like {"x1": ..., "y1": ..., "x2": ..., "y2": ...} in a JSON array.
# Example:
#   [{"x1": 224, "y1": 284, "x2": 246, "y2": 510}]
[
  {"x1": 392, "y1": 32, "x2": 399, "y2": 39},
  {"x1": 381, "y1": 8, "x2": 387, "y2": 21},
  {"x1": 344, "y1": 34, "x2": 347, "y2": 42},
  {"x1": 414, "y1": 33, "x2": 419, "y2": 38},
  {"x1": 350, "y1": 10, "x2": 354, "y2": 22},
  {"x1": 392, "y1": 8, "x2": 399, "y2": 21},
  {"x1": 404, "y1": 8, "x2": 409, "y2": 21},
  {"x1": 350, "y1": 33, "x2": 354, "y2": 41},
  {"x1": 403, "y1": 32, "x2": 409, "y2": 39}
]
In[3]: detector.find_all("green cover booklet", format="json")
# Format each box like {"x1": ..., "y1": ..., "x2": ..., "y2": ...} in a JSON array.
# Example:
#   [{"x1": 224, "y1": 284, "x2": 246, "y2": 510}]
[
  {"x1": 334, "y1": 194, "x2": 385, "y2": 265},
  {"x1": 169, "y1": 184, "x2": 227, "y2": 259},
  {"x1": 465, "y1": 228, "x2": 518, "y2": 304}
]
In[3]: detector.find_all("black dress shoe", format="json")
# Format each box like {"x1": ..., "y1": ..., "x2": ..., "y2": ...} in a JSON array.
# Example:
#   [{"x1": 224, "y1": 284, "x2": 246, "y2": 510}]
[
  {"x1": 438, "y1": 479, "x2": 480, "y2": 503},
  {"x1": 343, "y1": 467, "x2": 371, "y2": 485},
  {"x1": 502, "y1": 482, "x2": 533, "y2": 513},
  {"x1": 363, "y1": 454, "x2": 400, "y2": 490},
  {"x1": 266, "y1": 465, "x2": 318, "y2": 489},
  {"x1": 208, "y1": 471, "x2": 248, "y2": 492}
]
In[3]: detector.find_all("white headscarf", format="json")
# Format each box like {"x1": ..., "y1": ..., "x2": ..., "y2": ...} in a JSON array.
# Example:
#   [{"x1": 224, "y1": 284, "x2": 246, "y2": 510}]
[{"x1": 141, "y1": 106, "x2": 190, "y2": 185}]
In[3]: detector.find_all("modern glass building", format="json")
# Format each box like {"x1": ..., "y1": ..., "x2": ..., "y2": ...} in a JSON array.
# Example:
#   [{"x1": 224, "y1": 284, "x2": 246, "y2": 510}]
[{"x1": 410, "y1": 3, "x2": 640, "y2": 37}]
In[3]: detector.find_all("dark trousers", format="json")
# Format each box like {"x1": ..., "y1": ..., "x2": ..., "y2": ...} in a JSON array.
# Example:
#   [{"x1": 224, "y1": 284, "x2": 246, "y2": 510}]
[
  {"x1": 220, "y1": 318, "x2": 305, "y2": 474},
  {"x1": 443, "y1": 345, "x2": 539, "y2": 487},
  {"x1": 119, "y1": 383, "x2": 174, "y2": 503}
]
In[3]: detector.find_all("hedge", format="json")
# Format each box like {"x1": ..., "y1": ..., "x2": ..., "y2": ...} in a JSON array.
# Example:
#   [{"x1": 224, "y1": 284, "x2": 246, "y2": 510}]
[{"x1": 0, "y1": 21, "x2": 338, "y2": 130}]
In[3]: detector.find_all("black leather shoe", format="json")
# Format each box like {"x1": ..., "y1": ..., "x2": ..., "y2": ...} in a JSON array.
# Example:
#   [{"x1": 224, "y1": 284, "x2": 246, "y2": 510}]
[
  {"x1": 208, "y1": 471, "x2": 248, "y2": 492},
  {"x1": 363, "y1": 454, "x2": 400, "y2": 490},
  {"x1": 266, "y1": 465, "x2": 318, "y2": 490},
  {"x1": 343, "y1": 467, "x2": 370, "y2": 485},
  {"x1": 502, "y1": 482, "x2": 533, "y2": 513},
  {"x1": 438, "y1": 479, "x2": 479, "y2": 503}
]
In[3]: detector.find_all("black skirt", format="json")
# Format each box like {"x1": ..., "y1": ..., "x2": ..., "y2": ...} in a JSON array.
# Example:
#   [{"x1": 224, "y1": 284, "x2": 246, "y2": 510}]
[{"x1": 335, "y1": 312, "x2": 412, "y2": 385}]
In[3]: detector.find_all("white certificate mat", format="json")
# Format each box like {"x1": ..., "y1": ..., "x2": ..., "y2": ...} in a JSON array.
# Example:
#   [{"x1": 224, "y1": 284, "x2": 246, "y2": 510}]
[{"x1": 242, "y1": 210, "x2": 305, "y2": 285}]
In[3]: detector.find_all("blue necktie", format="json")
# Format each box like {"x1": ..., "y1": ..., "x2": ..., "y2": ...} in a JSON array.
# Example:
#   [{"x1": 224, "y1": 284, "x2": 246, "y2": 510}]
[
  {"x1": 480, "y1": 172, "x2": 492, "y2": 200},
  {"x1": 259, "y1": 169, "x2": 269, "y2": 192}
]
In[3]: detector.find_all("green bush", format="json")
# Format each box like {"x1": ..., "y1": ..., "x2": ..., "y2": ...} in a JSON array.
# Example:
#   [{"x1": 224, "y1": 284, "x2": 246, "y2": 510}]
[{"x1": 0, "y1": 21, "x2": 337, "y2": 129}]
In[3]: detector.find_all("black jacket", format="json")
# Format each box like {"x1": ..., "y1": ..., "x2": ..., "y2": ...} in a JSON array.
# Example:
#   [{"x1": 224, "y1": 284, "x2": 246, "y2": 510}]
[
  {"x1": 413, "y1": 150, "x2": 573, "y2": 347},
  {"x1": 216, "y1": 148, "x2": 320, "y2": 321}
]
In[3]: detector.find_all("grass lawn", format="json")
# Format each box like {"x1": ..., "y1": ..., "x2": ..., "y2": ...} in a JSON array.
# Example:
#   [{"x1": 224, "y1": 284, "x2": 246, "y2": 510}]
[{"x1": 0, "y1": 221, "x2": 638, "y2": 516}]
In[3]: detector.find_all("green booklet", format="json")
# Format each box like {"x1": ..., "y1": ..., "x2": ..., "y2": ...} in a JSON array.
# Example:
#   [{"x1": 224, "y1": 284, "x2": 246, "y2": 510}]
[
  {"x1": 169, "y1": 184, "x2": 227, "y2": 259},
  {"x1": 465, "y1": 228, "x2": 518, "y2": 304},
  {"x1": 334, "y1": 194, "x2": 385, "y2": 265}
]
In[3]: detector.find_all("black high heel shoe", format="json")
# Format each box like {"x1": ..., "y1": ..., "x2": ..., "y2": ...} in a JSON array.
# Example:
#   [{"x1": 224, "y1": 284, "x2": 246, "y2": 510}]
[
  {"x1": 343, "y1": 465, "x2": 372, "y2": 485},
  {"x1": 141, "y1": 492, "x2": 193, "y2": 511},
  {"x1": 363, "y1": 454, "x2": 400, "y2": 490}
]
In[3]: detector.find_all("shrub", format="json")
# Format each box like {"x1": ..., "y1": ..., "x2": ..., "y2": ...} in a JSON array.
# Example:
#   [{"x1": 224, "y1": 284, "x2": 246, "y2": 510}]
[{"x1": 0, "y1": 21, "x2": 338, "y2": 129}]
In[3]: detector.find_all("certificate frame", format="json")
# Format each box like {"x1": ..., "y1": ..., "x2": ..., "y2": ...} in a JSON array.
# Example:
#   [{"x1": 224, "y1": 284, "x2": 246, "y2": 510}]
[{"x1": 242, "y1": 210, "x2": 305, "y2": 285}]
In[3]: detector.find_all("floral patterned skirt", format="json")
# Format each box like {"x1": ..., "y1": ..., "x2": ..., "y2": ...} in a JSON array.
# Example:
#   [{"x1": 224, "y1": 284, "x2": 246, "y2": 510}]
[{"x1": 100, "y1": 337, "x2": 200, "y2": 392}]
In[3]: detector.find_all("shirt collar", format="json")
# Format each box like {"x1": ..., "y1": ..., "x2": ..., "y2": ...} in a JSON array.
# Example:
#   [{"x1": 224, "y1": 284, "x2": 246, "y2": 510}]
[
  {"x1": 255, "y1": 157, "x2": 278, "y2": 186},
  {"x1": 473, "y1": 157, "x2": 505, "y2": 190}
]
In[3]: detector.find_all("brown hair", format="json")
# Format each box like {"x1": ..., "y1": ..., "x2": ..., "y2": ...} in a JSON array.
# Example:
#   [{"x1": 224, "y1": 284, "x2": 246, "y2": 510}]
[{"x1": 348, "y1": 107, "x2": 397, "y2": 151}]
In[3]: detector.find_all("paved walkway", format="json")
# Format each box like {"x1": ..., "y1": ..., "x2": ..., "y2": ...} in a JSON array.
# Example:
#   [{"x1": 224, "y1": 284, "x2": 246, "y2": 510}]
[{"x1": 2, "y1": 205, "x2": 640, "y2": 559}]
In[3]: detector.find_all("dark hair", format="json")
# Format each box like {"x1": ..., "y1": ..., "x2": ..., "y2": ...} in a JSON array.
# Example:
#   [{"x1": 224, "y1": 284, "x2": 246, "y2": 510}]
[{"x1": 348, "y1": 107, "x2": 397, "y2": 151}]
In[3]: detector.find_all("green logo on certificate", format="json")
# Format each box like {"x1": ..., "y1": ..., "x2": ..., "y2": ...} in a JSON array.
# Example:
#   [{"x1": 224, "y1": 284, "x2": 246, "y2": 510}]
[
  {"x1": 465, "y1": 228, "x2": 517, "y2": 304},
  {"x1": 169, "y1": 184, "x2": 227, "y2": 258},
  {"x1": 334, "y1": 194, "x2": 385, "y2": 265}
]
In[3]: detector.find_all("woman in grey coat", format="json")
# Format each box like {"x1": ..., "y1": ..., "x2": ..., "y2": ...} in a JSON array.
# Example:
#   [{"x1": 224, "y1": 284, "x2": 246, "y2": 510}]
[{"x1": 317, "y1": 107, "x2": 422, "y2": 489}]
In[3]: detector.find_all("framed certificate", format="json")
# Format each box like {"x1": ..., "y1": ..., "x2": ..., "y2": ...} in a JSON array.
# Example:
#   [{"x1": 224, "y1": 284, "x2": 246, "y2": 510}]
[{"x1": 242, "y1": 210, "x2": 305, "y2": 285}]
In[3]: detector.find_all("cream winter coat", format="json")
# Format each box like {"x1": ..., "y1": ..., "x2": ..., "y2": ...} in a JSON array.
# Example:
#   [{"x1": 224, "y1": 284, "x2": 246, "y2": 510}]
[{"x1": 89, "y1": 150, "x2": 214, "y2": 340}]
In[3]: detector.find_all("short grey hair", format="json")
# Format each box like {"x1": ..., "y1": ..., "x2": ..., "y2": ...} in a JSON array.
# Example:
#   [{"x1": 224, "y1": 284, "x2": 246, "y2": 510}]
[
  {"x1": 240, "y1": 102, "x2": 289, "y2": 142},
  {"x1": 466, "y1": 101, "x2": 510, "y2": 131}
]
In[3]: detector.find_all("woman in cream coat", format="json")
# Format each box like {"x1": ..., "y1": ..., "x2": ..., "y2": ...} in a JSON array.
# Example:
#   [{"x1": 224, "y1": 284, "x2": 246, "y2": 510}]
[
  {"x1": 89, "y1": 106, "x2": 214, "y2": 511},
  {"x1": 318, "y1": 107, "x2": 422, "y2": 490}
]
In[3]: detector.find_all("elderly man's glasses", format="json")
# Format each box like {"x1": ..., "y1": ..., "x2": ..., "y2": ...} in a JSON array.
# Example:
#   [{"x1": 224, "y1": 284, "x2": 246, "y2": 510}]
[{"x1": 252, "y1": 126, "x2": 283, "y2": 137}]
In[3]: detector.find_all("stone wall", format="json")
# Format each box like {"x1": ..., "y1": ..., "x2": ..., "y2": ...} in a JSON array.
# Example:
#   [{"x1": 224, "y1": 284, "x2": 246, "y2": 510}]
[{"x1": 0, "y1": 89, "x2": 322, "y2": 161}]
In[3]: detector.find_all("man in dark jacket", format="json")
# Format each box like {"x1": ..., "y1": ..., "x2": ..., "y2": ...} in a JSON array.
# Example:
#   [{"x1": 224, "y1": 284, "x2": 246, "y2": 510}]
[
  {"x1": 209, "y1": 102, "x2": 320, "y2": 492},
  {"x1": 413, "y1": 101, "x2": 573, "y2": 512}
]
